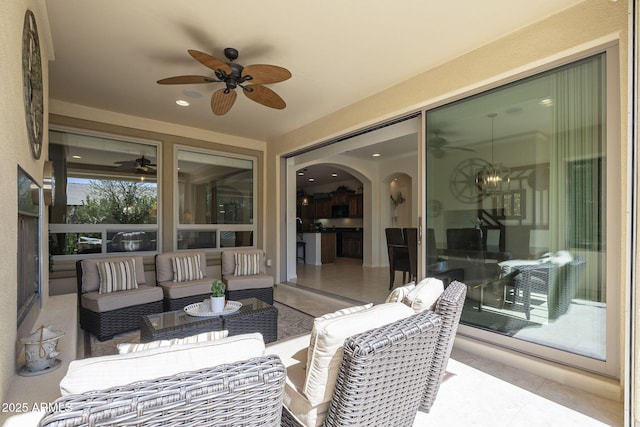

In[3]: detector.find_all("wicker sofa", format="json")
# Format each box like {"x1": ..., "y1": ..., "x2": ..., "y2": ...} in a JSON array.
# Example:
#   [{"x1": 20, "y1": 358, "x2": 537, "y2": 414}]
[
  {"x1": 76, "y1": 256, "x2": 163, "y2": 341},
  {"x1": 155, "y1": 251, "x2": 212, "y2": 310},
  {"x1": 221, "y1": 249, "x2": 274, "y2": 304},
  {"x1": 4, "y1": 332, "x2": 284, "y2": 427},
  {"x1": 268, "y1": 280, "x2": 467, "y2": 426}
]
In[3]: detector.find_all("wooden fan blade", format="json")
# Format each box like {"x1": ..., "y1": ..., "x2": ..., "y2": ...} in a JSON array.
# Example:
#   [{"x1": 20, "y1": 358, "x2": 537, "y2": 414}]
[
  {"x1": 157, "y1": 75, "x2": 215, "y2": 84},
  {"x1": 242, "y1": 64, "x2": 291, "y2": 84},
  {"x1": 188, "y1": 50, "x2": 232, "y2": 74},
  {"x1": 211, "y1": 89, "x2": 237, "y2": 115},
  {"x1": 243, "y1": 84, "x2": 286, "y2": 109}
]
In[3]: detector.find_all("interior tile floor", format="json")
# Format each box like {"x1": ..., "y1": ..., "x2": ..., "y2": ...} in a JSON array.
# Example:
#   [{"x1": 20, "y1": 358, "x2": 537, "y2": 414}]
[{"x1": 281, "y1": 257, "x2": 624, "y2": 426}]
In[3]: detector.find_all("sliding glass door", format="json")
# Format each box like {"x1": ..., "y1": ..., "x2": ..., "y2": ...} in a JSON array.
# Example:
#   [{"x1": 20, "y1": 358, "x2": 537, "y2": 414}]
[{"x1": 424, "y1": 51, "x2": 618, "y2": 375}]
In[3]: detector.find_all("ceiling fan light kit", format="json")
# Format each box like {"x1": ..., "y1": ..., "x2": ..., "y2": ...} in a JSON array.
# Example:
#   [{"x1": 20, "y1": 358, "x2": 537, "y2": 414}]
[{"x1": 157, "y1": 47, "x2": 291, "y2": 116}]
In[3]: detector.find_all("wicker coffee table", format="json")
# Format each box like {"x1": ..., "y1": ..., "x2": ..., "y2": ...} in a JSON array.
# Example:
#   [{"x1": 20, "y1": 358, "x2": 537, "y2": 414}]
[{"x1": 140, "y1": 297, "x2": 278, "y2": 344}]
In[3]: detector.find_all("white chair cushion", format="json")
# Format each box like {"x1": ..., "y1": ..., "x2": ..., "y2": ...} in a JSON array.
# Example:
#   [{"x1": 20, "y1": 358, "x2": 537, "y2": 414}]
[
  {"x1": 306, "y1": 303, "x2": 372, "y2": 371},
  {"x1": 60, "y1": 332, "x2": 265, "y2": 395},
  {"x1": 402, "y1": 277, "x2": 444, "y2": 312},
  {"x1": 117, "y1": 330, "x2": 229, "y2": 354},
  {"x1": 303, "y1": 302, "x2": 414, "y2": 406},
  {"x1": 267, "y1": 334, "x2": 328, "y2": 427}
]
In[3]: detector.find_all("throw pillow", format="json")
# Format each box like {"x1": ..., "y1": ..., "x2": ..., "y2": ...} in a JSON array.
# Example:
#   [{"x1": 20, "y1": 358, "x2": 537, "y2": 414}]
[
  {"x1": 234, "y1": 252, "x2": 260, "y2": 276},
  {"x1": 97, "y1": 259, "x2": 138, "y2": 294},
  {"x1": 385, "y1": 282, "x2": 416, "y2": 303},
  {"x1": 171, "y1": 254, "x2": 204, "y2": 282},
  {"x1": 402, "y1": 277, "x2": 444, "y2": 312},
  {"x1": 117, "y1": 330, "x2": 229, "y2": 354}
]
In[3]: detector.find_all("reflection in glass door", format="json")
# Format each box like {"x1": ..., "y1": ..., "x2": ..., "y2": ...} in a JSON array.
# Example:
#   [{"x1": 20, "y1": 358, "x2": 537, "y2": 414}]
[{"x1": 424, "y1": 52, "x2": 614, "y2": 375}]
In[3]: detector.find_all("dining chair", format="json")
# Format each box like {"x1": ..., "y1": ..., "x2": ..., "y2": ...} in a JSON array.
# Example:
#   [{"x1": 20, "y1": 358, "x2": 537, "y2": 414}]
[{"x1": 385, "y1": 228, "x2": 411, "y2": 290}]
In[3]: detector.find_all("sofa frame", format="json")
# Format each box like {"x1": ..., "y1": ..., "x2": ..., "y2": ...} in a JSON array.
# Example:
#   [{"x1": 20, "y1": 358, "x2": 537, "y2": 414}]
[{"x1": 37, "y1": 355, "x2": 286, "y2": 427}]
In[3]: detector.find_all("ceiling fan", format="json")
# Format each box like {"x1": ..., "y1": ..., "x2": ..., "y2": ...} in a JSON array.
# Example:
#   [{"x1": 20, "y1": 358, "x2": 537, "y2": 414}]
[
  {"x1": 428, "y1": 129, "x2": 474, "y2": 158},
  {"x1": 114, "y1": 156, "x2": 157, "y2": 173},
  {"x1": 157, "y1": 47, "x2": 291, "y2": 116}
]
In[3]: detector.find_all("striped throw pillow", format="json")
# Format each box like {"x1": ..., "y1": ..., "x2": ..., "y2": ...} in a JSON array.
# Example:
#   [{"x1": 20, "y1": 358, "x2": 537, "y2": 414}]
[
  {"x1": 234, "y1": 252, "x2": 260, "y2": 276},
  {"x1": 171, "y1": 255, "x2": 204, "y2": 282},
  {"x1": 97, "y1": 259, "x2": 138, "y2": 294}
]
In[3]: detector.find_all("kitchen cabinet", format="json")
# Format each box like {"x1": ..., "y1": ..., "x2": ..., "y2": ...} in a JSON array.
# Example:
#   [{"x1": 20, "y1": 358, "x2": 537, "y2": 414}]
[
  {"x1": 348, "y1": 194, "x2": 363, "y2": 218},
  {"x1": 321, "y1": 233, "x2": 336, "y2": 263},
  {"x1": 314, "y1": 198, "x2": 332, "y2": 219},
  {"x1": 341, "y1": 231, "x2": 363, "y2": 259}
]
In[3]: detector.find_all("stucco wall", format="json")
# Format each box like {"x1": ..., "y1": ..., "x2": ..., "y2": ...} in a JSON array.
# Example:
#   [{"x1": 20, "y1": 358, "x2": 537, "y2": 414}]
[{"x1": 0, "y1": 0, "x2": 52, "y2": 402}]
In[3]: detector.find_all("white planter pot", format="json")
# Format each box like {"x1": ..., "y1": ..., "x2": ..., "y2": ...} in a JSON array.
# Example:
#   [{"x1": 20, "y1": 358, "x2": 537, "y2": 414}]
[{"x1": 210, "y1": 296, "x2": 225, "y2": 313}]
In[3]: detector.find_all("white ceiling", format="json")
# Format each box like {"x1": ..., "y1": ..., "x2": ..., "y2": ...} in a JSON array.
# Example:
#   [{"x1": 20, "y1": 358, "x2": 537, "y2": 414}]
[{"x1": 46, "y1": 0, "x2": 584, "y2": 142}]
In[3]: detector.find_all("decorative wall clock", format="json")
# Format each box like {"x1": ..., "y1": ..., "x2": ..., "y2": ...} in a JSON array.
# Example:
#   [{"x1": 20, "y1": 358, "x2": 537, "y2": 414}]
[
  {"x1": 449, "y1": 158, "x2": 491, "y2": 203},
  {"x1": 22, "y1": 10, "x2": 44, "y2": 160}
]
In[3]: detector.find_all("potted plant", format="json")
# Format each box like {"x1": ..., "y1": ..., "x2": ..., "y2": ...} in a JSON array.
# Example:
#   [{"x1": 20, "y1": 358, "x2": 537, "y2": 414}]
[{"x1": 210, "y1": 279, "x2": 226, "y2": 313}]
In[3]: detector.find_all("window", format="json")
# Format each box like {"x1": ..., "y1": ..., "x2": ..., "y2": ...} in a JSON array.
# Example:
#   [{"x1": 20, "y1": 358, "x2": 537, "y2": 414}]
[
  {"x1": 17, "y1": 167, "x2": 40, "y2": 325},
  {"x1": 176, "y1": 148, "x2": 255, "y2": 250},
  {"x1": 48, "y1": 130, "x2": 159, "y2": 258},
  {"x1": 425, "y1": 52, "x2": 614, "y2": 374}
]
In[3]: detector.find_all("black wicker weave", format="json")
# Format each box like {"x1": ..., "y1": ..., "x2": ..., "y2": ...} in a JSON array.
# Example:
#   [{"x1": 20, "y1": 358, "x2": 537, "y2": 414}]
[
  {"x1": 227, "y1": 287, "x2": 274, "y2": 305},
  {"x1": 223, "y1": 298, "x2": 278, "y2": 343},
  {"x1": 38, "y1": 355, "x2": 286, "y2": 427},
  {"x1": 281, "y1": 309, "x2": 442, "y2": 427},
  {"x1": 163, "y1": 292, "x2": 211, "y2": 311},
  {"x1": 139, "y1": 298, "x2": 277, "y2": 344},
  {"x1": 420, "y1": 280, "x2": 467, "y2": 412},
  {"x1": 76, "y1": 261, "x2": 163, "y2": 342}
]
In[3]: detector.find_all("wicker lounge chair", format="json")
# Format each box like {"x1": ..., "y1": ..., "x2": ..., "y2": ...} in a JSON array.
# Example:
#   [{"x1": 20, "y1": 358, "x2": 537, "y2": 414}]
[
  {"x1": 280, "y1": 308, "x2": 443, "y2": 427},
  {"x1": 36, "y1": 355, "x2": 286, "y2": 427},
  {"x1": 420, "y1": 280, "x2": 467, "y2": 412},
  {"x1": 155, "y1": 251, "x2": 212, "y2": 310},
  {"x1": 76, "y1": 257, "x2": 164, "y2": 341},
  {"x1": 221, "y1": 249, "x2": 274, "y2": 304}
]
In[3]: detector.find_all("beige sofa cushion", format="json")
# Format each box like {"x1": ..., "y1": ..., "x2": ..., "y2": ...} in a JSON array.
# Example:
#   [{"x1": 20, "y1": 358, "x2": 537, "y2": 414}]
[
  {"x1": 267, "y1": 334, "x2": 329, "y2": 427},
  {"x1": 155, "y1": 251, "x2": 207, "y2": 283},
  {"x1": 81, "y1": 256, "x2": 146, "y2": 293},
  {"x1": 221, "y1": 249, "x2": 265, "y2": 275},
  {"x1": 157, "y1": 278, "x2": 211, "y2": 299},
  {"x1": 60, "y1": 332, "x2": 266, "y2": 395},
  {"x1": 303, "y1": 302, "x2": 414, "y2": 406},
  {"x1": 223, "y1": 274, "x2": 274, "y2": 291},
  {"x1": 81, "y1": 285, "x2": 163, "y2": 313}
]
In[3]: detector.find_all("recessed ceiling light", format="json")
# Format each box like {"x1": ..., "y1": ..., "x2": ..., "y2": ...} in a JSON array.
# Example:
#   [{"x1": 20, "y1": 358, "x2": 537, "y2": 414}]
[
  {"x1": 331, "y1": 173, "x2": 338, "y2": 177},
  {"x1": 71, "y1": 155, "x2": 82, "y2": 159},
  {"x1": 372, "y1": 153, "x2": 381, "y2": 157},
  {"x1": 308, "y1": 178, "x2": 315, "y2": 182},
  {"x1": 298, "y1": 172, "x2": 305, "y2": 176},
  {"x1": 176, "y1": 99, "x2": 190, "y2": 107}
]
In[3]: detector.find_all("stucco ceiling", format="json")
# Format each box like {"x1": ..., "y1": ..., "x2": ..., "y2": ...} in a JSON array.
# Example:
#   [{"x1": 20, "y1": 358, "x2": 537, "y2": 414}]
[{"x1": 46, "y1": 0, "x2": 584, "y2": 143}]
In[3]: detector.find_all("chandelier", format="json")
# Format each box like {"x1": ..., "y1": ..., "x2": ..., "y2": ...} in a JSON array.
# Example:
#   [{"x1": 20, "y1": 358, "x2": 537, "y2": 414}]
[{"x1": 477, "y1": 113, "x2": 510, "y2": 197}]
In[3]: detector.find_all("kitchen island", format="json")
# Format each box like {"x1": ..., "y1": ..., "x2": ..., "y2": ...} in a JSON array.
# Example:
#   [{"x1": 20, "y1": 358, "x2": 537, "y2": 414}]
[{"x1": 299, "y1": 232, "x2": 336, "y2": 265}]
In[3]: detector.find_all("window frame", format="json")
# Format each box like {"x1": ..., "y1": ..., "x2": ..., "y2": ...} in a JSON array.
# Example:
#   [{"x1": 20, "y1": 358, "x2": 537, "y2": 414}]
[
  {"x1": 48, "y1": 126, "x2": 162, "y2": 260},
  {"x1": 173, "y1": 144, "x2": 257, "y2": 252}
]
